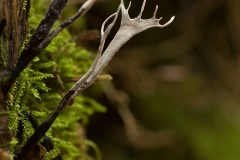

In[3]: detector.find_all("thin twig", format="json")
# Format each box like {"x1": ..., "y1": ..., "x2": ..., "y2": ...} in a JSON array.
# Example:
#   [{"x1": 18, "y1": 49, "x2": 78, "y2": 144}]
[
  {"x1": 2, "y1": 0, "x2": 95, "y2": 97},
  {"x1": 27, "y1": 113, "x2": 63, "y2": 160},
  {"x1": 38, "y1": 0, "x2": 96, "y2": 53},
  {"x1": 2, "y1": 0, "x2": 69, "y2": 97},
  {"x1": 61, "y1": 74, "x2": 113, "y2": 82},
  {"x1": 13, "y1": 0, "x2": 97, "y2": 159}
]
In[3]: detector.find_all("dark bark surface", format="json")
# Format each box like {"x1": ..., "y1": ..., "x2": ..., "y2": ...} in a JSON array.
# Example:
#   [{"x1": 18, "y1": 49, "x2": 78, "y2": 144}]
[{"x1": 0, "y1": 0, "x2": 29, "y2": 151}]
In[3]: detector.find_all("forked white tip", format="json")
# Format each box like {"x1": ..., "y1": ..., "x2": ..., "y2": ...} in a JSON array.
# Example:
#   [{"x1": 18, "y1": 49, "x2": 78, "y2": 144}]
[
  {"x1": 127, "y1": 1, "x2": 131, "y2": 10},
  {"x1": 159, "y1": 16, "x2": 175, "y2": 27},
  {"x1": 153, "y1": 5, "x2": 158, "y2": 19},
  {"x1": 138, "y1": 0, "x2": 146, "y2": 18},
  {"x1": 101, "y1": 13, "x2": 117, "y2": 36}
]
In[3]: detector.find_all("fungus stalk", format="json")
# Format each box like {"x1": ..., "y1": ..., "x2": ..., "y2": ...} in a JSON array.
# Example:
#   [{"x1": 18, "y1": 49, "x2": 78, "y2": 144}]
[
  {"x1": 71, "y1": 0, "x2": 175, "y2": 98},
  {"x1": 14, "y1": 0, "x2": 174, "y2": 159}
]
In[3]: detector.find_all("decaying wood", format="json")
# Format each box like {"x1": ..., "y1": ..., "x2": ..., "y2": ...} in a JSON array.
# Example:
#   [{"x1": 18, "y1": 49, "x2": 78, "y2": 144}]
[{"x1": 0, "y1": 0, "x2": 30, "y2": 151}]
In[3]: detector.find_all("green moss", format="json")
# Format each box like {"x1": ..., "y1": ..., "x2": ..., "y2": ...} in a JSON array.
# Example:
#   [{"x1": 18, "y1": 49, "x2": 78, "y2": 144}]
[{"x1": 7, "y1": 0, "x2": 106, "y2": 159}]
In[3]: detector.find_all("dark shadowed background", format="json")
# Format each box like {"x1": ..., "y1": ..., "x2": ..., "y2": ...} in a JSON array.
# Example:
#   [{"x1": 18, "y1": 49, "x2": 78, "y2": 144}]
[{"x1": 66, "y1": 0, "x2": 240, "y2": 159}]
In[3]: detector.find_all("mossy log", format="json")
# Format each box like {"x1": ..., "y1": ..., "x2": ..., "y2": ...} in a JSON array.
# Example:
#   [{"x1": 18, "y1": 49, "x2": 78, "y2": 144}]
[{"x1": 0, "y1": 0, "x2": 29, "y2": 151}]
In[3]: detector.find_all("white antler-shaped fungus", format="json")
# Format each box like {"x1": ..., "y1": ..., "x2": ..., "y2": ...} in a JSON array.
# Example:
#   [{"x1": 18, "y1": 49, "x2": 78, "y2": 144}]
[{"x1": 71, "y1": 0, "x2": 175, "y2": 99}]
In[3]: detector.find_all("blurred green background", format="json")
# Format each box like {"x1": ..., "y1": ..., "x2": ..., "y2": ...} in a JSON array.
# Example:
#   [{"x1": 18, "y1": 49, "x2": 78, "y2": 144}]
[{"x1": 66, "y1": 0, "x2": 240, "y2": 159}]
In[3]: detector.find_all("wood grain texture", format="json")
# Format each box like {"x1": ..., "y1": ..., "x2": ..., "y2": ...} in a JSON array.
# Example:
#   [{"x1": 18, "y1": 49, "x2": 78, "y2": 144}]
[{"x1": 0, "y1": 0, "x2": 30, "y2": 151}]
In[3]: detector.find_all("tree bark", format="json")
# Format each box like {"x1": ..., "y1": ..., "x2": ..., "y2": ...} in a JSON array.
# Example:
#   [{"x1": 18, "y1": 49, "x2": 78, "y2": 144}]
[{"x1": 0, "y1": 0, "x2": 29, "y2": 151}]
